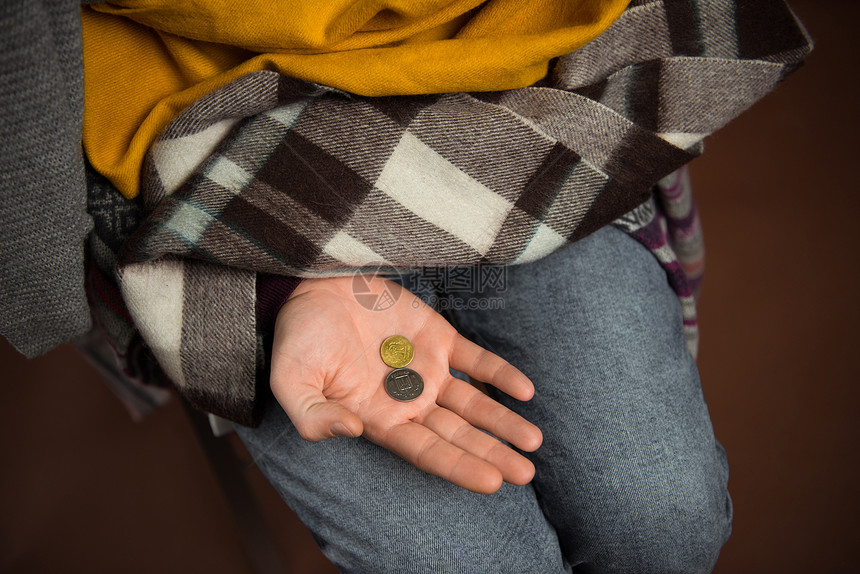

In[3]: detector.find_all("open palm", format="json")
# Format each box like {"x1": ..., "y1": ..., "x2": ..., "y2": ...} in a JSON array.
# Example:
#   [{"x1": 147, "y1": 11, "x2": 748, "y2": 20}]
[{"x1": 270, "y1": 275, "x2": 542, "y2": 494}]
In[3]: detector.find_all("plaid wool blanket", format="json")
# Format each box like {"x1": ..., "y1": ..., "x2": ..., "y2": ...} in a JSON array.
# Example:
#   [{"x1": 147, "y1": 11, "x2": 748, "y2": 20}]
[{"x1": 106, "y1": 0, "x2": 811, "y2": 425}]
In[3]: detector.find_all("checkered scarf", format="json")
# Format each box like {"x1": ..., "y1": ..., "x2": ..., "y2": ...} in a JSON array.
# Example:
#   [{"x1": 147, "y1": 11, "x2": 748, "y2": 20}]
[{"x1": 115, "y1": 0, "x2": 811, "y2": 425}]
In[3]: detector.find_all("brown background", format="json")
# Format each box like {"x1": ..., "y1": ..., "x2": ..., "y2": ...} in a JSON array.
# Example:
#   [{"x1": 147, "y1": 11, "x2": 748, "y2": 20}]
[{"x1": 2, "y1": 1, "x2": 857, "y2": 572}]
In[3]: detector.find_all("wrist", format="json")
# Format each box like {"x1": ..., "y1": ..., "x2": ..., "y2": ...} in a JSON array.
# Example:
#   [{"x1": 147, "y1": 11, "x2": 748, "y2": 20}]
[
  {"x1": 256, "y1": 273, "x2": 303, "y2": 334},
  {"x1": 289, "y1": 275, "x2": 387, "y2": 299}
]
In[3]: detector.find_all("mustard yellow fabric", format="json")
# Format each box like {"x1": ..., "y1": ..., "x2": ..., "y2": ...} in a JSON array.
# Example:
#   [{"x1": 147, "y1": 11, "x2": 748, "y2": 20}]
[{"x1": 82, "y1": 0, "x2": 631, "y2": 198}]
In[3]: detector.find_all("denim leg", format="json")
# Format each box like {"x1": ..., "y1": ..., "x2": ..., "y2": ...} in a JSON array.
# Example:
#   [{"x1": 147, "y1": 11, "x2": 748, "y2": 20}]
[
  {"x1": 236, "y1": 400, "x2": 568, "y2": 574},
  {"x1": 448, "y1": 225, "x2": 733, "y2": 573}
]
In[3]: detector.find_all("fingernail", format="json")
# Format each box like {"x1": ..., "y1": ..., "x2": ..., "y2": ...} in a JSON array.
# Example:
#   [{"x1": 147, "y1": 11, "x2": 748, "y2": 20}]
[{"x1": 330, "y1": 422, "x2": 355, "y2": 437}]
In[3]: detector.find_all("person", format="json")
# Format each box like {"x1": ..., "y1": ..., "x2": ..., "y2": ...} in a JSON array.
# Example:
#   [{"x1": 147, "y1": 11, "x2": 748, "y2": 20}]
[
  {"x1": 1, "y1": 1, "x2": 812, "y2": 572},
  {"x1": 241, "y1": 232, "x2": 733, "y2": 572}
]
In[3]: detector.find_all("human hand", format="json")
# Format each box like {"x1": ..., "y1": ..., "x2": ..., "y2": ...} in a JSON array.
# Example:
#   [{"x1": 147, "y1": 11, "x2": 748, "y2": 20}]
[{"x1": 269, "y1": 275, "x2": 542, "y2": 494}]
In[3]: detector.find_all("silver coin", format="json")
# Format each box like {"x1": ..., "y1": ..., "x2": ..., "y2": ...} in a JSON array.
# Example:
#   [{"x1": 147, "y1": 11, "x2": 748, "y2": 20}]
[{"x1": 384, "y1": 368, "x2": 424, "y2": 402}]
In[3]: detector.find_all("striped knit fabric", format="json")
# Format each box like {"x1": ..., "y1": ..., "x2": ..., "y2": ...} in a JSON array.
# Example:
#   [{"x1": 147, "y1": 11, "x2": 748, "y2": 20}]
[{"x1": 614, "y1": 167, "x2": 702, "y2": 356}]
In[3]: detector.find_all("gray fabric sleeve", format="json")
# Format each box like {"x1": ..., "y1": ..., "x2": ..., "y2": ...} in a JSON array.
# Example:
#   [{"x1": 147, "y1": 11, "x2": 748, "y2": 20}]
[{"x1": 0, "y1": 0, "x2": 93, "y2": 357}]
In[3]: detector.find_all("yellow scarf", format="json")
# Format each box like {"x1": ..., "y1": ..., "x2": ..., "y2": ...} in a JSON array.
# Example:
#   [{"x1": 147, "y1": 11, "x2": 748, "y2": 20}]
[{"x1": 82, "y1": 0, "x2": 630, "y2": 198}]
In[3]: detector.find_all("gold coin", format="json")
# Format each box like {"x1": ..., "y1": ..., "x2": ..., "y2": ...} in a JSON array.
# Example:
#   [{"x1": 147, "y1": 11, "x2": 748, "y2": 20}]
[{"x1": 380, "y1": 335, "x2": 414, "y2": 368}]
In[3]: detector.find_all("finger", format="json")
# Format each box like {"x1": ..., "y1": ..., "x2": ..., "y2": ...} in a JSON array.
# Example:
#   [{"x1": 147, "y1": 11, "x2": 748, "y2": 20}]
[
  {"x1": 448, "y1": 336, "x2": 534, "y2": 401},
  {"x1": 437, "y1": 378, "x2": 543, "y2": 453},
  {"x1": 271, "y1": 380, "x2": 364, "y2": 442},
  {"x1": 419, "y1": 406, "x2": 535, "y2": 486},
  {"x1": 373, "y1": 421, "x2": 504, "y2": 494}
]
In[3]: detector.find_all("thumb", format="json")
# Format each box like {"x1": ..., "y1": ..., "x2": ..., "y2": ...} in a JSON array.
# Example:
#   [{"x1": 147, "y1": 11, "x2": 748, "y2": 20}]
[
  {"x1": 275, "y1": 382, "x2": 364, "y2": 441},
  {"x1": 303, "y1": 399, "x2": 364, "y2": 441}
]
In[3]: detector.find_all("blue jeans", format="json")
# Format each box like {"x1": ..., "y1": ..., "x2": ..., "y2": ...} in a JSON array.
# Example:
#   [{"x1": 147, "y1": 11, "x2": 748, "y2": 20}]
[{"x1": 236, "y1": 225, "x2": 732, "y2": 573}]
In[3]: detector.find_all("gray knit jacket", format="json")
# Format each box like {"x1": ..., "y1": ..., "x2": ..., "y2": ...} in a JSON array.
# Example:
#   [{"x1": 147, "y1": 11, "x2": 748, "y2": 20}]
[{"x1": 1, "y1": 0, "x2": 93, "y2": 357}]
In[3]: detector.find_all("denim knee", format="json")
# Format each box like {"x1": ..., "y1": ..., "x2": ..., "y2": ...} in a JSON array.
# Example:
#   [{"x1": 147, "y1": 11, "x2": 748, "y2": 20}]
[
  {"x1": 238, "y1": 406, "x2": 571, "y2": 574},
  {"x1": 322, "y1": 482, "x2": 570, "y2": 574},
  {"x1": 566, "y1": 451, "x2": 733, "y2": 574}
]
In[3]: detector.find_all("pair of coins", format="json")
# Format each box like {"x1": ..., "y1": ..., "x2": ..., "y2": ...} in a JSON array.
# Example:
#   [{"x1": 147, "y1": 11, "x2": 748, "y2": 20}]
[{"x1": 380, "y1": 335, "x2": 423, "y2": 401}]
